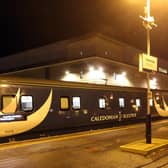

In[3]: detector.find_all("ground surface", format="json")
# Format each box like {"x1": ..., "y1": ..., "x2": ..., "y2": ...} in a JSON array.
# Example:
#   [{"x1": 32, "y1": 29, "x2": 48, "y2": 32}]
[{"x1": 0, "y1": 120, "x2": 168, "y2": 168}]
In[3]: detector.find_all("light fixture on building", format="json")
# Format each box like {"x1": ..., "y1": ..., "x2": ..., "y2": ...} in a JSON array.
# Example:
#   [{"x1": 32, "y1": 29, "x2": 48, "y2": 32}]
[
  {"x1": 65, "y1": 70, "x2": 70, "y2": 75},
  {"x1": 115, "y1": 72, "x2": 127, "y2": 82},
  {"x1": 150, "y1": 78, "x2": 157, "y2": 89},
  {"x1": 87, "y1": 66, "x2": 106, "y2": 81},
  {"x1": 62, "y1": 70, "x2": 78, "y2": 82}
]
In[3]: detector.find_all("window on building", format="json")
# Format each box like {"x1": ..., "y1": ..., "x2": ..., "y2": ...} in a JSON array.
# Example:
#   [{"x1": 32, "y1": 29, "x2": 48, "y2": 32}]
[
  {"x1": 60, "y1": 97, "x2": 69, "y2": 110},
  {"x1": 72, "y1": 97, "x2": 81, "y2": 110},
  {"x1": 21, "y1": 96, "x2": 33, "y2": 111},
  {"x1": 99, "y1": 98, "x2": 106, "y2": 109},
  {"x1": 2, "y1": 95, "x2": 16, "y2": 114},
  {"x1": 119, "y1": 98, "x2": 125, "y2": 108}
]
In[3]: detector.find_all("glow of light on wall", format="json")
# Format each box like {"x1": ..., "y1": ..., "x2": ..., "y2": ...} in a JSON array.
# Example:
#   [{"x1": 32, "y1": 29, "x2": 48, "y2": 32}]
[
  {"x1": 150, "y1": 78, "x2": 157, "y2": 89},
  {"x1": 115, "y1": 72, "x2": 127, "y2": 83},
  {"x1": 61, "y1": 68, "x2": 133, "y2": 87},
  {"x1": 62, "y1": 71, "x2": 79, "y2": 82},
  {"x1": 89, "y1": 66, "x2": 94, "y2": 72},
  {"x1": 87, "y1": 66, "x2": 106, "y2": 81},
  {"x1": 65, "y1": 70, "x2": 70, "y2": 75},
  {"x1": 0, "y1": 84, "x2": 8, "y2": 87},
  {"x1": 111, "y1": 71, "x2": 132, "y2": 86}
]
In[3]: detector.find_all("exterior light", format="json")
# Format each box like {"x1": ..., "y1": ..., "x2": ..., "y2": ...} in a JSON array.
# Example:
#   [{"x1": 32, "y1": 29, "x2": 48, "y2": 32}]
[
  {"x1": 89, "y1": 66, "x2": 94, "y2": 72},
  {"x1": 110, "y1": 94, "x2": 114, "y2": 100},
  {"x1": 87, "y1": 66, "x2": 106, "y2": 81},
  {"x1": 62, "y1": 73, "x2": 78, "y2": 82},
  {"x1": 98, "y1": 67, "x2": 103, "y2": 72},
  {"x1": 122, "y1": 72, "x2": 126, "y2": 76},
  {"x1": 152, "y1": 78, "x2": 157, "y2": 82},
  {"x1": 62, "y1": 70, "x2": 78, "y2": 82},
  {"x1": 65, "y1": 70, "x2": 70, "y2": 75},
  {"x1": 0, "y1": 84, "x2": 8, "y2": 87},
  {"x1": 115, "y1": 72, "x2": 127, "y2": 82},
  {"x1": 150, "y1": 78, "x2": 157, "y2": 89},
  {"x1": 112, "y1": 71, "x2": 132, "y2": 87}
]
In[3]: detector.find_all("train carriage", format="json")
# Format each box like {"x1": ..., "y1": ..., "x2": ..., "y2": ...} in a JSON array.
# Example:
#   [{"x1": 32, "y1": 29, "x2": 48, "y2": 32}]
[{"x1": 0, "y1": 77, "x2": 167, "y2": 142}]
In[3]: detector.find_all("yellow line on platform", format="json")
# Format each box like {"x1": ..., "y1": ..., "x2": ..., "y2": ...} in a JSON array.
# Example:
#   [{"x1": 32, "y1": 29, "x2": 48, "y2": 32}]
[
  {"x1": 0, "y1": 119, "x2": 168, "y2": 151},
  {"x1": 0, "y1": 124, "x2": 137, "y2": 150}
]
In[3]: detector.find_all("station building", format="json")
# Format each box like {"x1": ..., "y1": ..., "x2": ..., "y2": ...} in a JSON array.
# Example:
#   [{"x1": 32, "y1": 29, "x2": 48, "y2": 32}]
[{"x1": 1, "y1": 33, "x2": 168, "y2": 90}]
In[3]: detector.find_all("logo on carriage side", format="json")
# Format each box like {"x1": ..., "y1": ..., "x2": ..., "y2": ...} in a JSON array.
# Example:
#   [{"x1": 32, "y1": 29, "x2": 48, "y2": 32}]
[
  {"x1": 0, "y1": 89, "x2": 53, "y2": 137},
  {"x1": 122, "y1": 113, "x2": 137, "y2": 118},
  {"x1": 91, "y1": 115, "x2": 118, "y2": 122},
  {"x1": 90, "y1": 113, "x2": 137, "y2": 122}
]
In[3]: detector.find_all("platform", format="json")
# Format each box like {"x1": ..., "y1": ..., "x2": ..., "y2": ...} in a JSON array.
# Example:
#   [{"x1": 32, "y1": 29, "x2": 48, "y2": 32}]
[
  {"x1": 0, "y1": 120, "x2": 168, "y2": 168},
  {"x1": 120, "y1": 138, "x2": 168, "y2": 155}
]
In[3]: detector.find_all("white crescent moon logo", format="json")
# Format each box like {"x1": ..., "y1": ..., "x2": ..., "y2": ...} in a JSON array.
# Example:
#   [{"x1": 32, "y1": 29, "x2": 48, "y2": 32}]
[
  {"x1": 0, "y1": 89, "x2": 53, "y2": 137},
  {"x1": 154, "y1": 97, "x2": 168, "y2": 117},
  {"x1": 162, "y1": 96, "x2": 168, "y2": 111}
]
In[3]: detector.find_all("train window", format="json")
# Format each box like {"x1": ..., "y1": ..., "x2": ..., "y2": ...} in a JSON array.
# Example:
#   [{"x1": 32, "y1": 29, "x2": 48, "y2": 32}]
[
  {"x1": 60, "y1": 97, "x2": 69, "y2": 110},
  {"x1": 119, "y1": 98, "x2": 125, "y2": 108},
  {"x1": 21, "y1": 96, "x2": 33, "y2": 111},
  {"x1": 99, "y1": 98, "x2": 106, "y2": 109},
  {"x1": 150, "y1": 99, "x2": 153, "y2": 106},
  {"x1": 136, "y1": 99, "x2": 141, "y2": 107},
  {"x1": 2, "y1": 95, "x2": 16, "y2": 114},
  {"x1": 72, "y1": 97, "x2": 80, "y2": 110}
]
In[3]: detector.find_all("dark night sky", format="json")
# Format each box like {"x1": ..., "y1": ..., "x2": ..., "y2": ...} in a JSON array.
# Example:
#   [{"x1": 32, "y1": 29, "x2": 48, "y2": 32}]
[{"x1": 3, "y1": 0, "x2": 168, "y2": 59}]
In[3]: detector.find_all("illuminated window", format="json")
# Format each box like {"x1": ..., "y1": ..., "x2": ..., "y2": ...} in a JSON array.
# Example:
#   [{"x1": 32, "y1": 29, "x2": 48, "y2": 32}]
[
  {"x1": 99, "y1": 98, "x2": 106, "y2": 109},
  {"x1": 136, "y1": 99, "x2": 141, "y2": 107},
  {"x1": 60, "y1": 97, "x2": 69, "y2": 110},
  {"x1": 2, "y1": 95, "x2": 16, "y2": 114},
  {"x1": 72, "y1": 97, "x2": 80, "y2": 109},
  {"x1": 21, "y1": 96, "x2": 33, "y2": 111},
  {"x1": 119, "y1": 98, "x2": 125, "y2": 108},
  {"x1": 150, "y1": 99, "x2": 153, "y2": 106}
]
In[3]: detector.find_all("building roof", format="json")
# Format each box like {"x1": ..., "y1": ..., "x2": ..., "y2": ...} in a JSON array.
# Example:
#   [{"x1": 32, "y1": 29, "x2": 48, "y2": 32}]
[{"x1": 0, "y1": 33, "x2": 167, "y2": 74}]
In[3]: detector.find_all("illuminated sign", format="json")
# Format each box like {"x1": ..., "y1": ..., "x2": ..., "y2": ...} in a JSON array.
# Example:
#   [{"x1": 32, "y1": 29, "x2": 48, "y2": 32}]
[
  {"x1": 159, "y1": 67, "x2": 167, "y2": 74},
  {"x1": 0, "y1": 114, "x2": 26, "y2": 122},
  {"x1": 139, "y1": 53, "x2": 158, "y2": 72}
]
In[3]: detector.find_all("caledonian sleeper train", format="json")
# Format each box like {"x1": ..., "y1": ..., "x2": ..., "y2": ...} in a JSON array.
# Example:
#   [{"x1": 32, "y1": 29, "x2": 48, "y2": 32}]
[{"x1": 0, "y1": 77, "x2": 167, "y2": 141}]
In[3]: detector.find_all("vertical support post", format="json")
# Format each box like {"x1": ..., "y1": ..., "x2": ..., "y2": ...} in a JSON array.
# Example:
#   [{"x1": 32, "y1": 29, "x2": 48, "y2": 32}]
[
  {"x1": 146, "y1": 0, "x2": 152, "y2": 144},
  {"x1": 146, "y1": 72, "x2": 151, "y2": 144},
  {"x1": 140, "y1": 0, "x2": 157, "y2": 144}
]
